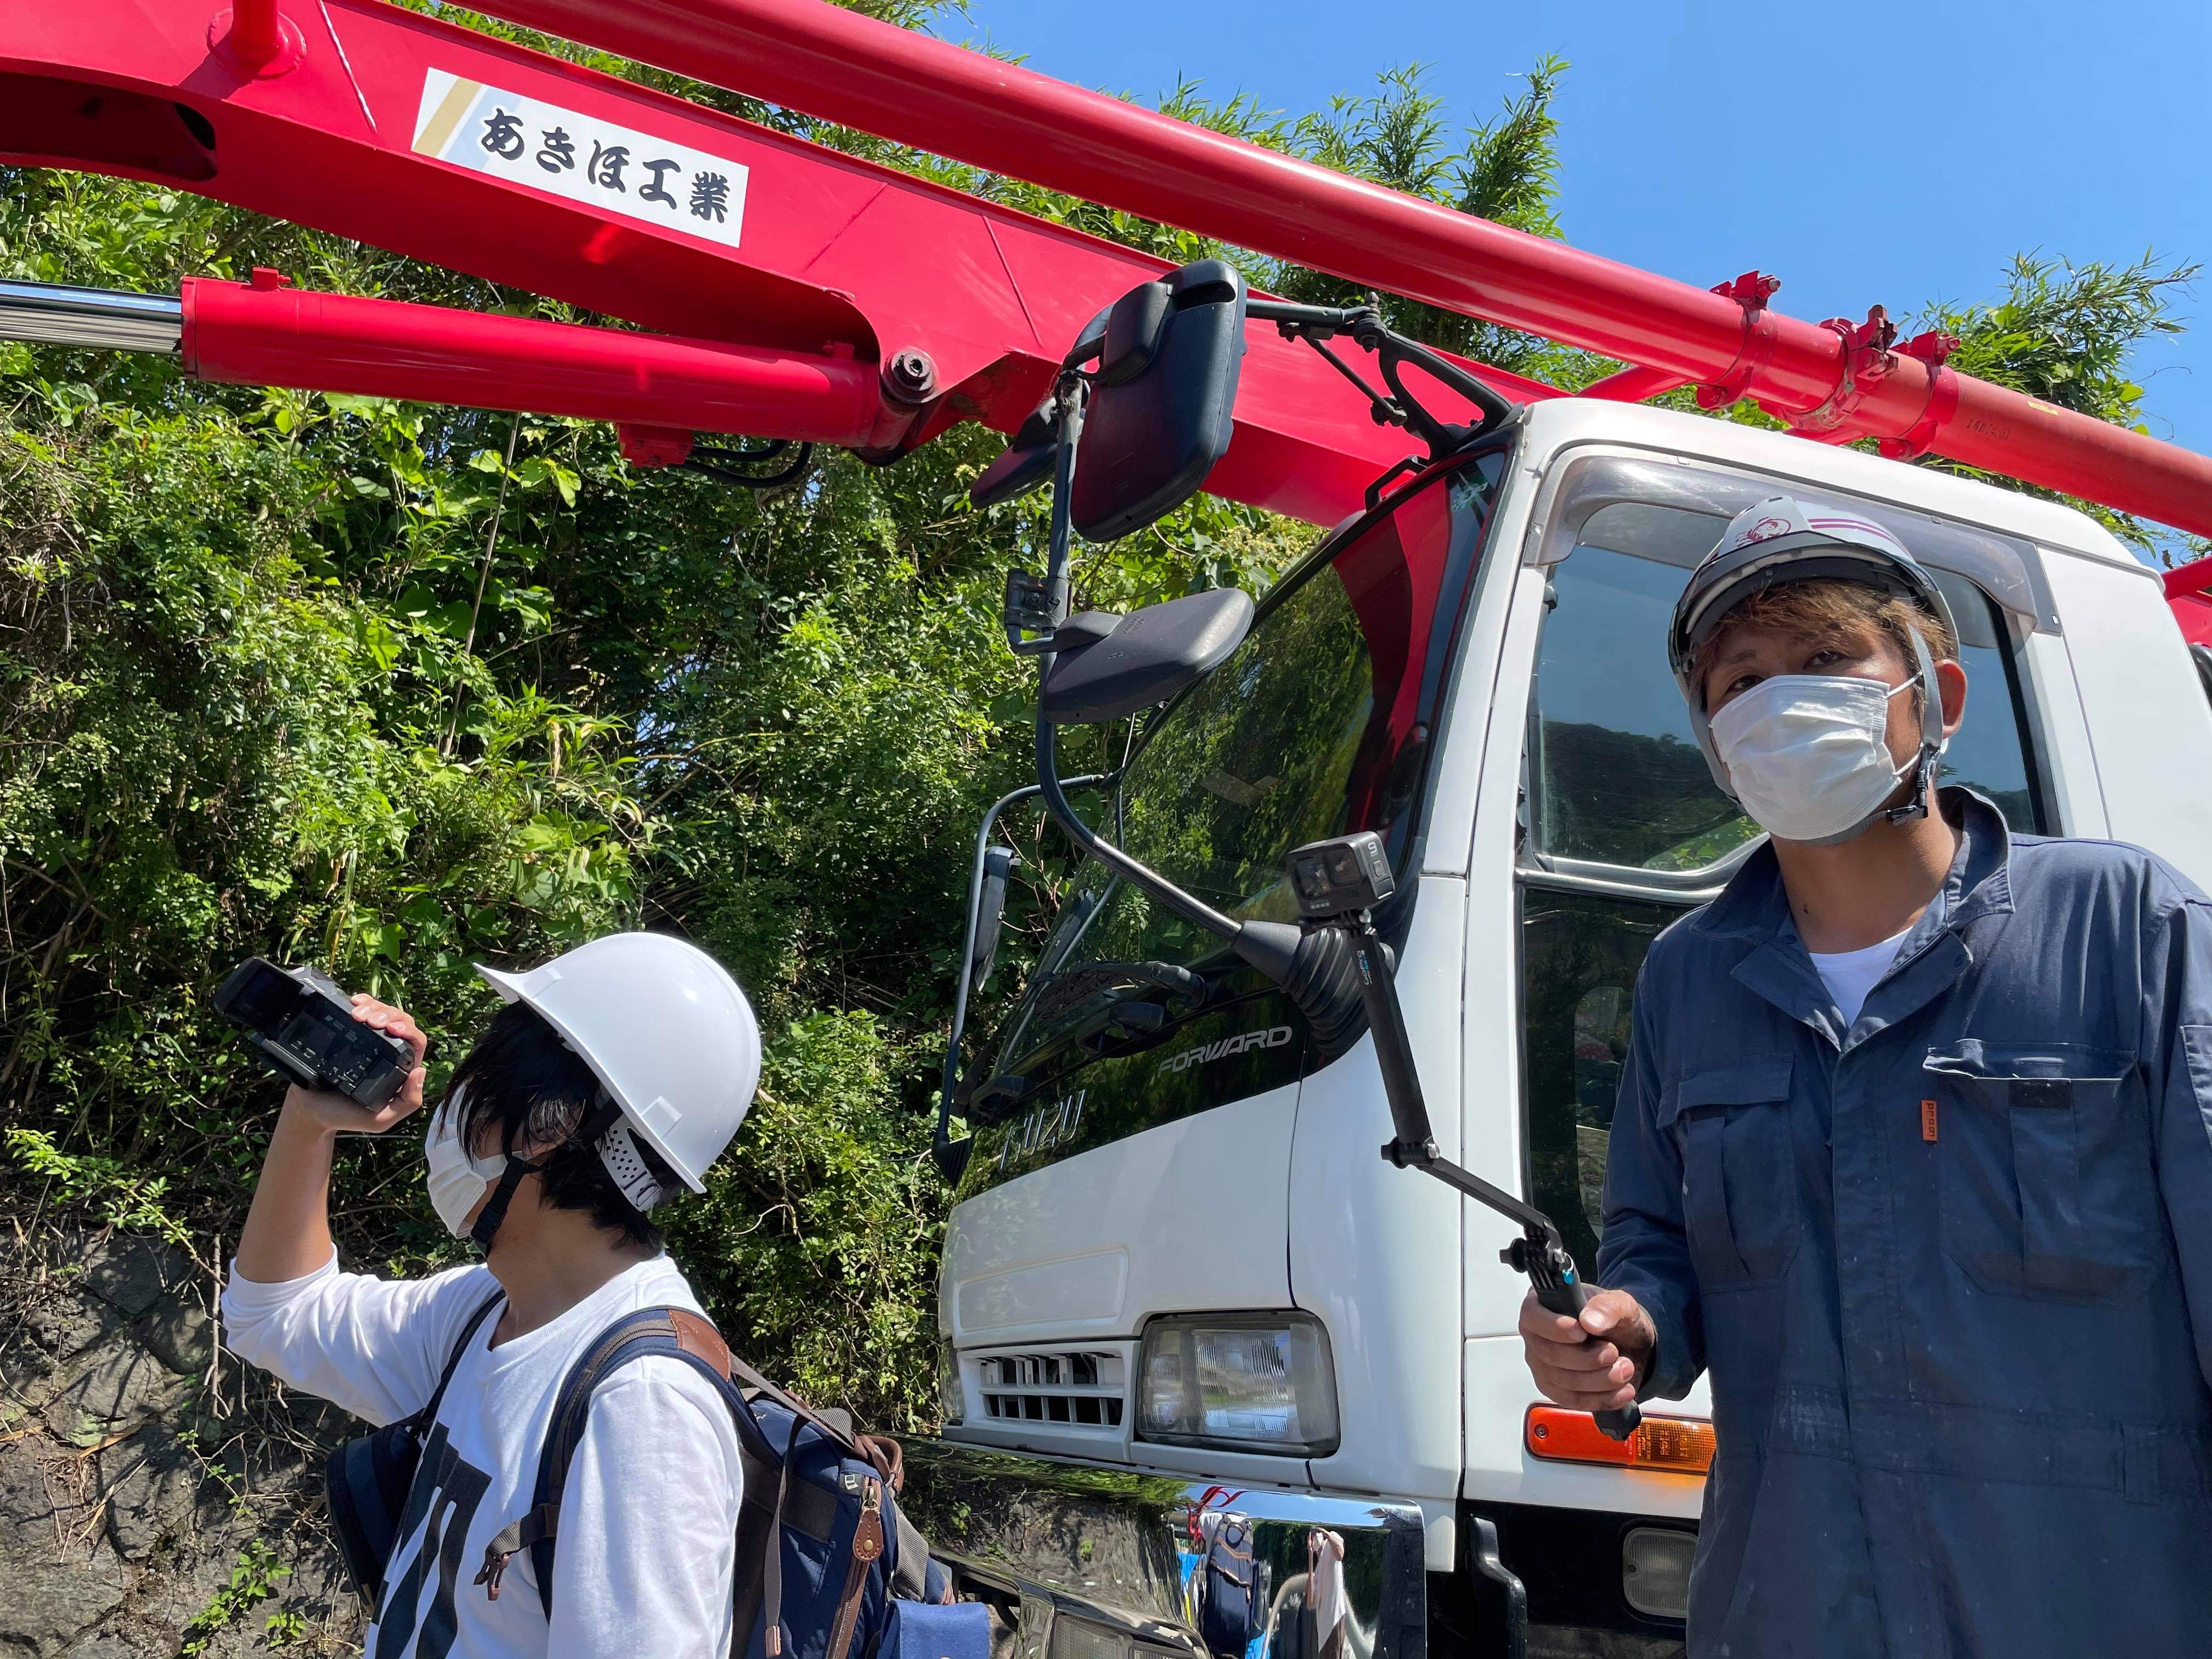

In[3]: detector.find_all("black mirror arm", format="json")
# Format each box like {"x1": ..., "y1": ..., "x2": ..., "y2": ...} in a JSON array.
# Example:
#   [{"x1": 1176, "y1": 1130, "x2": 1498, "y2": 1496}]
[
  {"x1": 1028, "y1": 371, "x2": 1293, "y2": 972},
  {"x1": 1245, "y1": 296, "x2": 1366, "y2": 335},
  {"x1": 1245, "y1": 297, "x2": 1518, "y2": 457},
  {"x1": 1034, "y1": 719, "x2": 1243, "y2": 943},
  {"x1": 1356, "y1": 320, "x2": 1517, "y2": 442},
  {"x1": 1342, "y1": 913, "x2": 1643, "y2": 1441},
  {"x1": 1246, "y1": 303, "x2": 1408, "y2": 433},
  {"x1": 1346, "y1": 912, "x2": 1552, "y2": 1237},
  {"x1": 935, "y1": 774, "x2": 1109, "y2": 1177},
  {"x1": 1039, "y1": 374, "x2": 1087, "y2": 630}
]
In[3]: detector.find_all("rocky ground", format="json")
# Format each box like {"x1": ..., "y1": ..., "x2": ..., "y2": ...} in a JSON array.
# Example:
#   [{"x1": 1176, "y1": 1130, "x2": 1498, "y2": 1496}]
[{"x1": 1, "y1": 1222, "x2": 365, "y2": 1657}]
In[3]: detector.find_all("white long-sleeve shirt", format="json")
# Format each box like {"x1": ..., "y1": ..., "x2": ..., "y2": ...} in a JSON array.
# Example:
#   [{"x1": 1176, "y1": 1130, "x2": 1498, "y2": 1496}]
[{"x1": 222, "y1": 1250, "x2": 741, "y2": 1658}]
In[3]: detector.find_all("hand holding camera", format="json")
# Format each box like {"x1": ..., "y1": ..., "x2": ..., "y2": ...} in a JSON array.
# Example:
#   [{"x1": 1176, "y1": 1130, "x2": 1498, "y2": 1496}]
[
  {"x1": 285, "y1": 993, "x2": 427, "y2": 1136},
  {"x1": 214, "y1": 958, "x2": 429, "y2": 1136}
]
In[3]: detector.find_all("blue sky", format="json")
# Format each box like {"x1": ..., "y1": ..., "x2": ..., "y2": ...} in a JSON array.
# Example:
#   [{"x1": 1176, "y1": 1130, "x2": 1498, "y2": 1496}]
[{"x1": 950, "y1": 0, "x2": 2210, "y2": 460}]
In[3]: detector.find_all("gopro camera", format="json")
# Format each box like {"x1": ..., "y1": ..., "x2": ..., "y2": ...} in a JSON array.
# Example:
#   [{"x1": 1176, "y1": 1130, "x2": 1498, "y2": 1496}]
[
  {"x1": 1285, "y1": 831, "x2": 1396, "y2": 919},
  {"x1": 213, "y1": 958, "x2": 414, "y2": 1109}
]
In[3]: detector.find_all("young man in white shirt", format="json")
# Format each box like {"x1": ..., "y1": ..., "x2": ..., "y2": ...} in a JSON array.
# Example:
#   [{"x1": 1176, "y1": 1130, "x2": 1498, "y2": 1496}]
[
  {"x1": 223, "y1": 932, "x2": 760, "y2": 1659},
  {"x1": 1518, "y1": 498, "x2": 2212, "y2": 1656}
]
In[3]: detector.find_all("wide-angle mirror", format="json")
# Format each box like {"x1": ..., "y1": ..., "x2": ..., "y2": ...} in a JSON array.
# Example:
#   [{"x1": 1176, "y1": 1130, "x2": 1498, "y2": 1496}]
[{"x1": 1039, "y1": 588, "x2": 1255, "y2": 725}]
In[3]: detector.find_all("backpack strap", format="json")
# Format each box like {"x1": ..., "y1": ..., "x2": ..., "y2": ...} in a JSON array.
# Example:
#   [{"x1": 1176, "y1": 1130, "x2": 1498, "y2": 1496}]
[
  {"x1": 413, "y1": 1289, "x2": 504, "y2": 1434},
  {"x1": 472, "y1": 1305, "x2": 838, "y2": 1626},
  {"x1": 473, "y1": 1308, "x2": 686, "y2": 1613},
  {"x1": 683, "y1": 1313, "x2": 894, "y2": 1479},
  {"x1": 759, "y1": 1408, "x2": 804, "y2": 1656},
  {"x1": 890, "y1": 1507, "x2": 932, "y2": 1601}
]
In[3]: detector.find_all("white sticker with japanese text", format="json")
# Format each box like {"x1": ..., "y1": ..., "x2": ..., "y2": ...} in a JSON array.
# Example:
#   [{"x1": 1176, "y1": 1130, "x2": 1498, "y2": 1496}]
[{"x1": 411, "y1": 68, "x2": 747, "y2": 249}]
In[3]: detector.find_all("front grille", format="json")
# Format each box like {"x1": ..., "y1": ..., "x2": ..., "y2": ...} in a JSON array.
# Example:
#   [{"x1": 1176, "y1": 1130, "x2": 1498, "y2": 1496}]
[{"x1": 974, "y1": 1347, "x2": 1126, "y2": 1429}]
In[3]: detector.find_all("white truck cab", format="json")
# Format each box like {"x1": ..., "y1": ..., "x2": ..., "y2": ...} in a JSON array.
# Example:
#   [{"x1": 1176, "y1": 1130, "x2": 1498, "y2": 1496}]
[{"x1": 903, "y1": 396, "x2": 2212, "y2": 1659}]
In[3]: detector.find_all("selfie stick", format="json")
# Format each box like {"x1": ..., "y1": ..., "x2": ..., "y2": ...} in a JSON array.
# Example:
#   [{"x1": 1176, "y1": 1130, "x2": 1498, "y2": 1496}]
[
  {"x1": 1285, "y1": 834, "x2": 1639, "y2": 1442},
  {"x1": 1356, "y1": 923, "x2": 1641, "y2": 1439}
]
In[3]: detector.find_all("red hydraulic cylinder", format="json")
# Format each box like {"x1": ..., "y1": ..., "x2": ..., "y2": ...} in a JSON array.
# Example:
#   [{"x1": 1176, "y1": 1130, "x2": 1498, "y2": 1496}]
[
  {"x1": 180, "y1": 274, "x2": 910, "y2": 449},
  {"x1": 474, "y1": 0, "x2": 2212, "y2": 537},
  {"x1": 2168, "y1": 556, "x2": 2212, "y2": 650}
]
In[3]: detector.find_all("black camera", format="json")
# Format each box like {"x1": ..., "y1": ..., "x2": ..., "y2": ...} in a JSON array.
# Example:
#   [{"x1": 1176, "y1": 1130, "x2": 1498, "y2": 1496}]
[
  {"x1": 213, "y1": 958, "x2": 414, "y2": 1110},
  {"x1": 1285, "y1": 831, "x2": 1396, "y2": 918}
]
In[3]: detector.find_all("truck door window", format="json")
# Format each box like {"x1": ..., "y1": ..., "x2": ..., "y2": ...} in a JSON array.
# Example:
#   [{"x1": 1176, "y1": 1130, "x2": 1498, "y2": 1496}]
[
  {"x1": 1927, "y1": 568, "x2": 2047, "y2": 832},
  {"x1": 1528, "y1": 537, "x2": 2047, "y2": 874},
  {"x1": 1520, "y1": 504, "x2": 2050, "y2": 1262},
  {"x1": 1527, "y1": 542, "x2": 1761, "y2": 873},
  {"x1": 955, "y1": 450, "x2": 1509, "y2": 1197},
  {"x1": 1523, "y1": 890, "x2": 1677, "y2": 1267}
]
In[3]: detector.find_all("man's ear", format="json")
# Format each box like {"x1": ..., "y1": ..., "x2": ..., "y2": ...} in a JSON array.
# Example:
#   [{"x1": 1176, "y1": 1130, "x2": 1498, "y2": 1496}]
[{"x1": 1934, "y1": 658, "x2": 1968, "y2": 739}]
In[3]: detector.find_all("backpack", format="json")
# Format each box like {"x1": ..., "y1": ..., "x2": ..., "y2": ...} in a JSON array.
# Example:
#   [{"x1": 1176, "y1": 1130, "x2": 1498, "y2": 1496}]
[
  {"x1": 325, "y1": 1289, "x2": 506, "y2": 1599},
  {"x1": 472, "y1": 1306, "x2": 986, "y2": 1659},
  {"x1": 1198, "y1": 1513, "x2": 1266, "y2": 1659}
]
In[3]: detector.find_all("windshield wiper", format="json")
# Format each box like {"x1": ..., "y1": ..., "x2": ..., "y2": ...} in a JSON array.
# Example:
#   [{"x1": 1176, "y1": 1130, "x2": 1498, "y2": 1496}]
[
  {"x1": 961, "y1": 967, "x2": 1199, "y2": 1122},
  {"x1": 1027, "y1": 959, "x2": 1206, "y2": 1023},
  {"x1": 962, "y1": 1071, "x2": 1028, "y2": 1123}
]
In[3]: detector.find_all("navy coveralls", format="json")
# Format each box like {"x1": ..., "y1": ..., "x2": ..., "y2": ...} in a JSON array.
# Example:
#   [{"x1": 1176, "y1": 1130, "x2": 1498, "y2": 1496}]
[{"x1": 1598, "y1": 788, "x2": 2212, "y2": 1657}]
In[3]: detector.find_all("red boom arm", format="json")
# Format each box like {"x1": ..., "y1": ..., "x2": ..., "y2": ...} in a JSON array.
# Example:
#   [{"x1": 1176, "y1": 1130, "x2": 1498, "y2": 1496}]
[
  {"x1": 3, "y1": 0, "x2": 2211, "y2": 544},
  {"x1": 2, "y1": 0, "x2": 1560, "y2": 524},
  {"x1": 182, "y1": 270, "x2": 909, "y2": 449},
  {"x1": 456, "y1": 0, "x2": 2212, "y2": 540}
]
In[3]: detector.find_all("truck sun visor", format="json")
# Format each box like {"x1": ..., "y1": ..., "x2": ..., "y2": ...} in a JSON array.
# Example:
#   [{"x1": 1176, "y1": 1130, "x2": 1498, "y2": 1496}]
[{"x1": 1532, "y1": 454, "x2": 2059, "y2": 634}]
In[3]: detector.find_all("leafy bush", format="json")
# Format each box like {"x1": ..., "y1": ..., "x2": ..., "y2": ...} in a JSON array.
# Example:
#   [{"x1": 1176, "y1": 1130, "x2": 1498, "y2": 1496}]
[
  {"x1": 671, "y1": 1011, "x2": 946, "y2": 1427},
  {"x1": 0, "y1": 156, "x2": 1299, "y2": 1427}
]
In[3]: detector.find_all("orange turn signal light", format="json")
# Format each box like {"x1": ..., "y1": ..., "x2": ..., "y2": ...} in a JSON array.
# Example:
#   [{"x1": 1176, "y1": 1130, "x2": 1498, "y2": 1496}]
[{"x1": 1524, "y1": 1405, "x2": 1716, "y2": 1476}]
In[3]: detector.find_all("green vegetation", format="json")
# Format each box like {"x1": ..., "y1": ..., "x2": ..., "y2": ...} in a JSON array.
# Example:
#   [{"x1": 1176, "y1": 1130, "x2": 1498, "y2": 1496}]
[
  {"x1": 178, "y1": 1538, "x2": 290, "y2": 1655},
  {"x1": 1, "y1": 2, "x2": 2196, "y2": 1438}
]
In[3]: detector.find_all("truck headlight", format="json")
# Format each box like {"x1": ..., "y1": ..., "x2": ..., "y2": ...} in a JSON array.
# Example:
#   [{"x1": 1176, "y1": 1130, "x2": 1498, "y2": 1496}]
[{"x1": 1136, "y1": 1312, "x2": 1339, "y2": 1456}]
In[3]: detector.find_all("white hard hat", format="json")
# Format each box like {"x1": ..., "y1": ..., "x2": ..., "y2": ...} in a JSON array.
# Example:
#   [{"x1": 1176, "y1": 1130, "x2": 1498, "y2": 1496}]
[
  {"x1": 1667, "y1": 496, "x2": 1956, "y2": 694},
  {"x1": 475, "y1": 932, "x2": 760, "y2": 1196}
]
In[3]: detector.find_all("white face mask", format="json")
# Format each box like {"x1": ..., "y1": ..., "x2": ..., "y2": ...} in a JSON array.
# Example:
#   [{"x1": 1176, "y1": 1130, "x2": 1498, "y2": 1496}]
[
  {"x1": 424, "y1": 1093, "x2": 509, "y2": 1239},
  {"x1": 1708, "y1": 673, "x2": 1928, "y2": 843}
]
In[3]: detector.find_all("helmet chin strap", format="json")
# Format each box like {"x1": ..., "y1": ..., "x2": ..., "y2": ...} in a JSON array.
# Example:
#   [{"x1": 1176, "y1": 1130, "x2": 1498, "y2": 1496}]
[
  {"x1": 1875, "y1": 623, "x2": 1947, "y2": 830},
  {"x1": 467, "y1": 1095, "x2": 626, "y2": 1251}
]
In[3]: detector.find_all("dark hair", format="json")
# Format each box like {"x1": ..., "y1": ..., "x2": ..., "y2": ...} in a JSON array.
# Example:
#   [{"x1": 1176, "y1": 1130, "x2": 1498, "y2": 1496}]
[
  {"x1": 1692, "y1": 578, "x2": 1959, "y2": 713},
  {"x1": 437, "y1": 1001, "x2": 678, "y2": 1249}
]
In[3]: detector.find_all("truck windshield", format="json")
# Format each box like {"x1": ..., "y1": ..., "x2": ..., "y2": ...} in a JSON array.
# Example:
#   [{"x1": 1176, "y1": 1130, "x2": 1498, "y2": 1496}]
[{"x1": 961, "y1": 449, "x2": 1508, "y2": 1191}]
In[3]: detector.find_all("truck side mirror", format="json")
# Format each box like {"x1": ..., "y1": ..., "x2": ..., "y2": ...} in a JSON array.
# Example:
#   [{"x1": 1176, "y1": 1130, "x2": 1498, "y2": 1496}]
[
  {"x1": 1039, "y1": 588, "x2": 1255, "y2": 724},
  {"x1": 970, "y1": 845, "x2": 1017, "y2": 988},
  {"x1": 1070, "y1": 260, "x2": 1247, "y2": 541}
]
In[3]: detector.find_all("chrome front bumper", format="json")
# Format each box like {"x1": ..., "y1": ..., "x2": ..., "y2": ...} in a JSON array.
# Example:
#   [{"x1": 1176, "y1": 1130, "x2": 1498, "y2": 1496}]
[{"x1": 901, "y1": 1438, "x2": 1427, "y2": 1659}]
